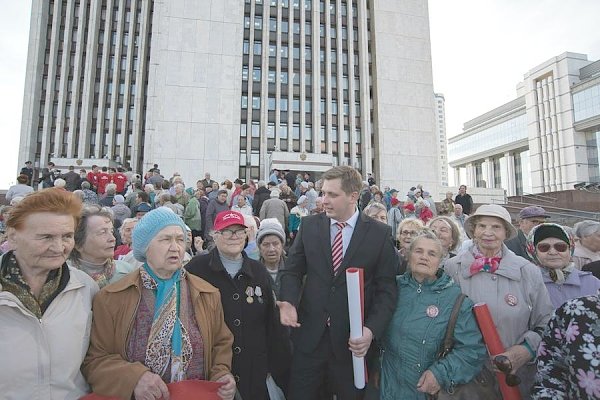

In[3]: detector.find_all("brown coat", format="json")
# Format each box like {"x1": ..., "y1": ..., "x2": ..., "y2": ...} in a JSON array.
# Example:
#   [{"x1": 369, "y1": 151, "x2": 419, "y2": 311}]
[{"x1": 82, "y1": 269, "x2": 233, "y2": 399}]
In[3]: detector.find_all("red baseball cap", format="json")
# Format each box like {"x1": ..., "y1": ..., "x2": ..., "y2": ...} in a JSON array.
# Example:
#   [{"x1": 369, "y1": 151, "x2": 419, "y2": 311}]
[{"x1": 213, "y1": 210, "x2": 248, "y2": 232}]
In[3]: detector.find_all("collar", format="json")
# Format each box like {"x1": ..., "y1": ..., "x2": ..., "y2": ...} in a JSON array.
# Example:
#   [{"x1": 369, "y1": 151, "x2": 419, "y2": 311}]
[
  {"x1": 104, "y1": 267, "x2": 219, "y2": 294},
  {"x1": 541, "y1": 265, "x2": 581, "y2": 286},
  {"x1": 460, "y1": 244, "x2": 526, "y2": 281},
  {"x1": 208, "y1": 248, "x2": 255, "y2": 279},
  {"x1": 330, "y1": 208, "x2": 359, "y2": 229}
]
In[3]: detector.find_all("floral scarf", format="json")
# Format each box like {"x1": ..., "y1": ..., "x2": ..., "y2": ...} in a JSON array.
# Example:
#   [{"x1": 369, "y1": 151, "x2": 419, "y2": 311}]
[
  {"x1": 140, "y1": 264, "x2": 192, "y2": 382},
  {"x1": 470, "y1": 246, "x2": 502, "y2": 275},
  {"x1": 73, "y1": 258, "x2": 115, "y2": 288},
  {"x1": 0, "y1": 251, "x2": 63, "y2": 318}
]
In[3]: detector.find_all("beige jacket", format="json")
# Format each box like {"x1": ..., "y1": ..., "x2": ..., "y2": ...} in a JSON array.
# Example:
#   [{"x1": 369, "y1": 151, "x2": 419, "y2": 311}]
[
  {"x1": 0, "y1": 261, "x2": 99, "y2": 400},
  {"x1": 82, "y1": 269, "x2": 233, "y2": 399}
]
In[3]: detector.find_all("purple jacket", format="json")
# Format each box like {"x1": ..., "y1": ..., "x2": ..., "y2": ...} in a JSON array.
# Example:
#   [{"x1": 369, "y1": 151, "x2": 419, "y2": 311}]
[{"x1": 542, "y1": 268, "x2": 600, "y2": 309}]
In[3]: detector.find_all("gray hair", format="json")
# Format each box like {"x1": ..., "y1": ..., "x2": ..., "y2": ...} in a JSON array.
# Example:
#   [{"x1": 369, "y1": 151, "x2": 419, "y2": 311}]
[
  {"x1": 574, "y1": 220, "x2": 600, "y2": 239},
  {"x1": 105, "y1": 183, "x2": 117, "y2": 195},
  {"x1": 119, "y1": 217, "x2": 138, "y2": 235},
  {"x1": 81, "y1": 181, "x2": 91, "y2": 190},
  {"x1": 364, "y1": 202, "x2": 387, "y2": 218},
  {"x1": 70, "y1": 204, "x2": 115, "y2": 261}
]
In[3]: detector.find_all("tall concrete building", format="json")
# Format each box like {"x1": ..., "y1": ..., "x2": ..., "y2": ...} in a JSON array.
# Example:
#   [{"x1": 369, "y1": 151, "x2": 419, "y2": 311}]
[
  {"x1": 434, "y1": 93, "x2": 448, "y2": 187},
  {"x1": 19, "y1": 0, "x2": 439, "y2": 191},
  {"x1": 449, "y1": 52, "x2": 600, "y2": 196}
]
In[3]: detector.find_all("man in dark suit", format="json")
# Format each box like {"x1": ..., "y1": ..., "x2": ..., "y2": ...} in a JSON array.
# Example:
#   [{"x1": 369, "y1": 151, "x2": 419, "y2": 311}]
[{"x1": 278, "y1": 166, "x2": 398, "y2": 400}]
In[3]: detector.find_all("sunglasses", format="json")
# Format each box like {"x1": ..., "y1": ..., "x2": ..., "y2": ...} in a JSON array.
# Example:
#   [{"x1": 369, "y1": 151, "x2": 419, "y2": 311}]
[
  {"x1": 536, "y1": 242, "x2": 569, "y2": 253},
  {"x1": 493, "y1": 355, "x2": 521, "y2": 387}
]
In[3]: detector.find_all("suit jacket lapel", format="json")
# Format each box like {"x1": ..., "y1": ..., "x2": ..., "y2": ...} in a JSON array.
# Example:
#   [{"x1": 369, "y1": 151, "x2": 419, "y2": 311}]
[{"x1": 318, "y1": 213, "x2": 334, "y2": 273}]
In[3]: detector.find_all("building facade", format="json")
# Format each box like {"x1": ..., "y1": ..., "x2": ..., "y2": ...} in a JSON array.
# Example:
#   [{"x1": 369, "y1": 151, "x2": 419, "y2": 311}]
[
  {"x1": 449, "y1": 52, "x2": 600, "y2": 196},
  {"x1": 19, "y1": 0, "x2": 439, "y2": 191}
]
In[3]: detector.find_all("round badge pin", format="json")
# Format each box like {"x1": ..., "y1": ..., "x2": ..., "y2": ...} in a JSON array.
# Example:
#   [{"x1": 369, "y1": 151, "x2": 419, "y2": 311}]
[
  {"x1": 505, "y1": 294, "x2": 518, "y2": 307},
  {"x1": 426, "y1": 305, "x2": 439, "y2": 318},
  {"x1": 246, "y1": 296, "x2": 254, "y2": 304}
]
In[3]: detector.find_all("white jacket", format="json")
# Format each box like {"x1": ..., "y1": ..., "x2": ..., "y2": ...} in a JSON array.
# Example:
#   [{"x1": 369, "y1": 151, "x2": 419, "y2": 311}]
[{"x1": 0, "y1": 263, "x2": 99, "y2": 400}]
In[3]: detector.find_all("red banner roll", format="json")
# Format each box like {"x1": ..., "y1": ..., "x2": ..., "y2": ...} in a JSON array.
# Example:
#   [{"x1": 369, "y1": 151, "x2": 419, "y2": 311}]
[
  {"x1": 80, "y1": 379, "x2": 224, "y2": 400},
  {"x1": 473, "y1": 303, "x2": 522, "y2": 400}
]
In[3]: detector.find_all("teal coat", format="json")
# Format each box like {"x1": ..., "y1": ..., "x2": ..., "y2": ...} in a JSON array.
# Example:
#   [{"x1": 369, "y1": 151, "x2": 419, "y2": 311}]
[{"x1": 380, "y1": 272, "x2": 486, "y2": 400}]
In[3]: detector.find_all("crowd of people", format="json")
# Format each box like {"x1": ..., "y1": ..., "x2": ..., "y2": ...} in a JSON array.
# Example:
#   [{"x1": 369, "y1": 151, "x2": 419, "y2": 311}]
[{"x1": 1, "y1": 163, "x2": 599, "y2": 400}]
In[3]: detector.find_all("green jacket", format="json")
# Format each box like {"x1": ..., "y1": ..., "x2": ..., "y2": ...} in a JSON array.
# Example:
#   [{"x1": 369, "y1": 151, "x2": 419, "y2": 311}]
[
  {"x1": 380, "y1": 273, "x2": 486, "y2": 399},
  {"x1": 184, "y1": 196, "x2": 202, "y2": 231}
]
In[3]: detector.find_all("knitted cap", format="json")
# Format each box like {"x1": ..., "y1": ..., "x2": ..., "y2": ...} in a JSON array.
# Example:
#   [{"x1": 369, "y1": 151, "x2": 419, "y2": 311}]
[
  {"x1": 132, "y1": 207, "x2": 186, "y2": 262},
  {"x1": 256, "y1": 218, "x2": 285, "y2": 244}
]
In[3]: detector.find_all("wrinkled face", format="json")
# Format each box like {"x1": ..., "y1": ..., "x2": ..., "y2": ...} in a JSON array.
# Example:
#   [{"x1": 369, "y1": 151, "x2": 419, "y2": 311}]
[
  {"x1": 398, "y1": 226, "x2": 420, "y2": 251},
  {"x1": 321, "y1": 178, "x2": 358, "y2": 222},
  {"x1": 430, "y1": 219, "x2": 454, "y2": 252},
  {"x1": 120, "y1": 220, "x2": 137, "y2": 245},
  {"x1": 259, "y1": 235, "x2": 283, "y2": 266},
  {"x1": 314, "y1": 199, "x2": 324, "y2": 211},
  {"x1": 78, "y1": 216, "x2": 116, "y2": 263},
  {"x1": 580, "y1": 231, "x2": 600, "y2": 252},
  {"x1": 519, "y1": 218, "x2": 546, "y2": 235},
  {"x1": 237, "y1": 196, "x2": 246, "y2": 207},
  {"x1": 146, "y1": 226, "x2": 186, "y2": 279},
  {"x1": 454, "y1": 205, "x2": 463, "y2": 216},
  {"x1": 473, "y1": 216, "x2": 507, "y2": 254},
  {"x1": 214, "y1": 224, "x2": 247, "y2": 258},
  {"x1": 409, "y1": 238, "x2": 442, "y2": 281},
  {"x1": 535, "y1": 237, "x2": 571, "y2": 269},
  {"x1": 9, "y1": 213, "x2": 75, "y2": 274}
]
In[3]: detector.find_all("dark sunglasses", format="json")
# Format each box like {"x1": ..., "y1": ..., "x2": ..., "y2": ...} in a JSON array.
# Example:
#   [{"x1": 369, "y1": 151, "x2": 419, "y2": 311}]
[
  {"x1": 493, "y1": 355, "x2": 521, "y2": 387},
  {"x1": 536, "y1": 242, "x2": 569, "y2": 253}
]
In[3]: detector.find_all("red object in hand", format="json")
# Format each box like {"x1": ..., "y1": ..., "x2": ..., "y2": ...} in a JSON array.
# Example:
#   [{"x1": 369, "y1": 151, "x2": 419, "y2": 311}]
[
  {"x1": 80, "y1": 380, "x2": 224, "y2": 400},
  {"x1": 473, "y1": 303, "x2": 522, "y2": 400}
]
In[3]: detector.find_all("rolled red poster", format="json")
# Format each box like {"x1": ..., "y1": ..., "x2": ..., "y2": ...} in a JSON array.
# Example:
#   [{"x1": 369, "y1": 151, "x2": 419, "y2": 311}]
[{"x1": 473, "y1": 303, "x2": 522, "y2": 400}]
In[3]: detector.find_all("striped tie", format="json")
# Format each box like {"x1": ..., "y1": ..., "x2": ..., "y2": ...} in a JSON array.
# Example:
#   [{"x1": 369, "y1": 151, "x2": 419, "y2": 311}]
[{"x1": 332, "y1": 222, "x2": 347, "y2": 274}]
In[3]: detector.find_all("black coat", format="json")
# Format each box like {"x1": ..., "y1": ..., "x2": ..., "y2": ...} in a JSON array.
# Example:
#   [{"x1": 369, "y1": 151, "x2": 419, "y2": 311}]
[
  {"x1": 252, "y1": 187, "x2": 271, "y2": 217},
  {"x1": 279, "y1": 212, "x2": 398, "y2": 360},
  {"x1": 186, "y1": 249, "x2": 291, "y2": 400}
]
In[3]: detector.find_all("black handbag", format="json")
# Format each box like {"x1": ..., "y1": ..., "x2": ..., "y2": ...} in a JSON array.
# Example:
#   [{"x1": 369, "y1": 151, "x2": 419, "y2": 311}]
[{"x1": 429, "y1": 294, "x2": 499, "y2": 400}]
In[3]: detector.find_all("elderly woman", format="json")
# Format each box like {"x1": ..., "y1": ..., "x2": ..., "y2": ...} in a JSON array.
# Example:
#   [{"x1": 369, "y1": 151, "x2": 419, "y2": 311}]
[
  {"x1": 114, "y1": 217, "x2": 138, "y2": 260},
  {"x1": 83, "y1": 207, "x2": 236, "y2": 399},
  {"x1": 396, "y1": 218, "x2": 426, "y2": 274},
  {"x1": 0, "y1": 188, "x2": 98, "y2": 399},
  {"x1": 428, "y1": 216, "x2": 462, "y2": 261},
  {"x1": 289, "y1": 195, "x2": 309, "y2": 241},
  {"x1": 257, "y1": 218, "x2": 287, "y2": 298},
  {"x1": 186, "y1": 210, "x2": 291, "y2": 400},
  {"x1": 572, "y1": 220, "x2": 600, "y2": 269},
  {"x1": 444, "y1": 204, "x2": 554, "y2": 398},
  {"x1": 364, "y1": 202, "x2": 388, "y2": 224},
  {"x1": 380, "y1": 231, "x2": 486, "y2": 399},
  {"x1": 525, "y1": 223, "x2": 600, "y2": 309},
  {"x1": 68, "y1": 205, "x2": 134, "y2": 288},
  {"x1": 5, "y1": 174, "x2": 34, "y2": 203}
]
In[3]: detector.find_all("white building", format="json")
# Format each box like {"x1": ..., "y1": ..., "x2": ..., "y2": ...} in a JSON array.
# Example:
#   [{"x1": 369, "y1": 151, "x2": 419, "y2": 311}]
[
  {"x1": 434, "y1": 93, "x2": 448, "y2": 187},
  {"x1": 19, "y1": 0, "x2": 439, "y2": 192},
  {"x1": 449, "y1": 52, "x2": 600, "y2": 196}
]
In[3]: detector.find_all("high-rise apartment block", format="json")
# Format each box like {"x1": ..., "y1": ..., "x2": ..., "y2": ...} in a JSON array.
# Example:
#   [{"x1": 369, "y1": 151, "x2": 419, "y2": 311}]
[
  {"x1": 434, "y1": 93, "x2": 448, "y2": 187},
  {"x1": 19, "y1": 0, "x2": 439, "y2": 191}
]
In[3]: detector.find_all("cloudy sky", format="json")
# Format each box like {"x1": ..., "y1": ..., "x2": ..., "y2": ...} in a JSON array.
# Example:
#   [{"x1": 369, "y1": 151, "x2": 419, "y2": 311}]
[{"x1": 1, "y1": 0, "x2": 599, "y2": 189}]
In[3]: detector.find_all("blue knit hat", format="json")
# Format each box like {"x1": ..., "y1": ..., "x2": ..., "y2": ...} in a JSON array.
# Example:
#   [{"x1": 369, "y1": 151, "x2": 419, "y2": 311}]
[{"x1": 132, "y1": 207, "x2": 187, "y2": 262}]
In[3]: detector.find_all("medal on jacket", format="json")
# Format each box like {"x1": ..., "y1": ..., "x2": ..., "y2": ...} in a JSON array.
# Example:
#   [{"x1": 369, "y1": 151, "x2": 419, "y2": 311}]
[
  {"x1": 255, "y1": 286, "x2": 263, "y2": 303},
  {"x1": 245, "y1": 286, "x2": 254, "y2": 303},
  {"x1": 505, "y1": 294, "x2": 518, "y2": 307},
  {"x1": 426, "y1": 305, "x2": 439, "y2": 318}
]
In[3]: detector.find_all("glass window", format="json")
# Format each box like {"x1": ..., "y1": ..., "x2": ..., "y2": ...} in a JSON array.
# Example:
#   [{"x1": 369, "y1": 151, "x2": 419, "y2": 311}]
[
  {"x1": 305, "y1": 73, "x2": 312, "y2": 86},
  {"x1": 305, "y1": 21, "x2": 312, "y2": 35},
  {"x1": 269, "y1": 18, "x2": 277, "y2": 32},
  {"x1": 320, "y1": 98, "x2": 326, "y2": 114},
  {"x1": 281, "y1": 0, "x2": 289, "y2": 7},
  {"x1": 331, "y1": 50, "x2": 337, "y2": 63},
  {"x1": 254, "y1": 16, "x2": 263, "y2": 30},
  {"x1": 293, "y1": 0, "x2": 300, "y2": 9},
  {"x1": 280, "y1": 46, "x2": 288, "y2": 58},
  {"x1": 240, "y1": 123, "x2": 247, "y2": 137},
  {"x1": 253, "y1": 41, "x2": 262, "y2": 55},
  {"x1": 293, "y1": 46, "x2": 300, "y2": 59},
  {"x1": 244, "y1": 16, "x2": 251, "y2": 28},
  {"x1": 305, "y1": 99, "x2": 312, "y2": 112},
  {"x1": 343, "y1": 102, "x2": 349, "y2": 115},
  {"x1": 242, "y1": 66, "x2": 249, "y2": 81},
  {"x1": 268, "y1": 69, "x2": 276, "y2": 83},
  {"x1": 279, "y1": 123, "x2": 288, "y2": 138},
  {"x1": 320, "y1": 49, "x2": 326, "y2": 62},
  {"x1": 253, "y1": 67, "x2": 261, "y2": 81},
  {"x1": 330, "y1": 26, "x2": 336, "y2": 38},
  {"x1": 281, "y1": 20, "x2": 289, "y2": 33},
  {"x1": 268, "y1": 97, "x2": 276, "y2": 110},
  {"x1": 269, "y1": 44, "x2": 277, "y2": 57},
  {"x1": 241, "y1": 95, "x2": 248, "y2": 109},
  {"x1": 243, "y1": 40, "x2": 250, "y2": 54},
  {"x1": 305, "y1": 46, "x2": 312, "y2": 60},
  {"x1": 320, "y1": 24, "x2": 325, "y2": 37},
  {"x1": 332, "y1": 99, "x2": 338, "y2": 114},
  {"x1": 252, "y1": 96, "x2": 261, "y2": 109},
  {"x1": 292, "y1": 124, "x2": 300, "y2": 139},
  {"x1": 293, "y1": 22, "x2": 300, "y2": 35},
  {"x1": 280, "y1": 98, "x2": 288, "y2": 111},
  {"x1": 252, "y1": 122, "x2": 260, "y2": 137},
  {"x1": 292, "y1": 71, "x2": 300, "y2": 85},
  {"x1": 267, "y1": 123, "x2": 276, "y2": 138},
  {"x1": 293, "y1": 98, "x2": 300, "y2": 112},
  {"x1": 342, "y1": 27, "x2": 348, "y2": 40},
  {"x1": 280, "y1": 71, "x2": 288, "y2": 84},
  {"x1": 305, "y1": 0, "x2": 312, "y2": 10}
]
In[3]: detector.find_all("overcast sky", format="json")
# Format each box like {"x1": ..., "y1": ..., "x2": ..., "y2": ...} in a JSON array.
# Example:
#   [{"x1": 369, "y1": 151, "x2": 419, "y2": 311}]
[{"x1": 1, "y1": 0, "x2": 599, "y2": 189}]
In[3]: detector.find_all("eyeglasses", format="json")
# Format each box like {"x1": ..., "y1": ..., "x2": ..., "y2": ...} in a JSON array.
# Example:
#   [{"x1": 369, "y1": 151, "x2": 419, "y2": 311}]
[
  {"x1": 400, "y1": 230, "x2": 419, "y2": 237},
  {"x1": 493, "y1": 355, "x2": 521, "y2": 387},
  {"x1": 218, "y1": 229, "x2": 247, "y2": 239},
  {"x1": 536, "y1": 242, "x2": 569, "y2": 253}
]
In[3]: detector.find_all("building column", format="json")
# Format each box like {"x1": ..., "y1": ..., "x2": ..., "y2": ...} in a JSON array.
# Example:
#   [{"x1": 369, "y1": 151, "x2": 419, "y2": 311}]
[
  {"x1": 485, "y1": 157, "x2": 495, "y2": 189},
  {"x1": 505, "y1": 152, "x2": 516, "y2": 196},
  {"x1": 465, "y1": 163, "x2": 476, "y2": 188},
  {"x1": 453, "y1": 167, "x2": 460, "y2": 187}
]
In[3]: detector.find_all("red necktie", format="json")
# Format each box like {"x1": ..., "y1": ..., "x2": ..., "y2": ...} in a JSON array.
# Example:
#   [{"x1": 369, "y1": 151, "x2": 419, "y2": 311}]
[{"x1": 332, "y1": 222, "x2": 347, "y2": 274}]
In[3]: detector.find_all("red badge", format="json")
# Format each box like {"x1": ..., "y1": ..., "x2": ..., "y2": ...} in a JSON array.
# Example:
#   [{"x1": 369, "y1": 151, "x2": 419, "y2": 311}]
[
  {"x1": 505, "y1": 294, "x2": 518, "y2": 307},
  {"x1": 426, "y1": 305, "x2": 439, "y2": 318}
]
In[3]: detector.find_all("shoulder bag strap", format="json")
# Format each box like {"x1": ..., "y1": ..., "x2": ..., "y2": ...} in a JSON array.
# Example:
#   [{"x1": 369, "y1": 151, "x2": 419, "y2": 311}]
[{"x1": 438, "y1": 293, "x2": 467, "y2": 358}]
